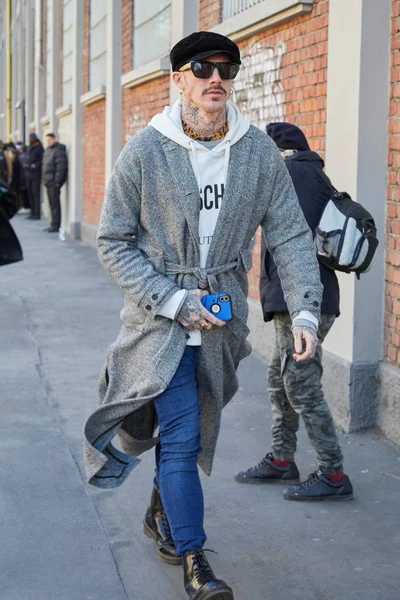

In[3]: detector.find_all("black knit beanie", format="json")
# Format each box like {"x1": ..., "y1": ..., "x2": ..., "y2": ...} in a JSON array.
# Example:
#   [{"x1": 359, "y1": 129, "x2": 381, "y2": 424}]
[{"x1": 266, "y1": 122, "x2": 310, "y2": 152}]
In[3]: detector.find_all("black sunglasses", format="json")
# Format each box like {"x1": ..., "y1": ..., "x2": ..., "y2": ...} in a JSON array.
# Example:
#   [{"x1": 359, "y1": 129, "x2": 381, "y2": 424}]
[{"x1": 180, "y1": 61, "x2": 240, "y2": 80}]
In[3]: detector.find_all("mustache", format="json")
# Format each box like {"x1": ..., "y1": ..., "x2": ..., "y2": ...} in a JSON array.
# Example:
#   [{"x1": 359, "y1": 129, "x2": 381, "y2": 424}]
[{"x1": 203, "y1": 86, "x2": 227, "y2": 95}]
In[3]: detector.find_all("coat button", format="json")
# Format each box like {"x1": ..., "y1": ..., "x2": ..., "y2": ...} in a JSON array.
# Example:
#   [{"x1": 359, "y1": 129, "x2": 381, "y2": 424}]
[
  {"x1": 313, "y1": 301, "x2": 319, "y2": 307},
  {"x1": 152, "y1": 293, "x2": 159, "y2": 300},
  {"x1": 145, "y1": 304, "x2": 152, "y2": 311},
  {"x1": 304, "y1": 293, "x2": 309, "y2": 299}
]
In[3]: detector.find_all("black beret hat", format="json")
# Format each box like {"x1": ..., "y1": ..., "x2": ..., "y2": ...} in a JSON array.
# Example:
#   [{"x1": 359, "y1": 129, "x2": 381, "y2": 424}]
[
  {"x1": 170, "y1": 31, "x2": 241, "y2": 72},
  {"x1": 266, "y1": 122, "x2": 311, "y2": 152}
]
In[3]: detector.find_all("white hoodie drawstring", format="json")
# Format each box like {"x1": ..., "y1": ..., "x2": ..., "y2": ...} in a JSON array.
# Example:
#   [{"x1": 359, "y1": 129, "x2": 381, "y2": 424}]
[
  {"x1": 189, "y1": 141, "x2": 202, "y2": 192},
  {"x1": 223, "y1": 141, "x2": 231, "y2": 183}
]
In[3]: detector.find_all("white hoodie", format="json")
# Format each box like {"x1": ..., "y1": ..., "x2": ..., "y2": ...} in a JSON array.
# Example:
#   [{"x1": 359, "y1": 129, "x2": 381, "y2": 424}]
[{"x1": 150, "y1": 99, "x2": 250, "y2": 345}]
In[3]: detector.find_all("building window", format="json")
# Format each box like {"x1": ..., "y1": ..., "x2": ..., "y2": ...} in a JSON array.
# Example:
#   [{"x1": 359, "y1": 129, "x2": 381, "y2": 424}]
[
  {"x1": 90, "y1": 0, "x2": 107, "y2": 90},
  {"x1": 133, "y1": 1, "x2": 172, "y2": 68},
  {"x1": 62, "y1": 0, "x2": 73, "y2": 106},
  {"x1": 223, "y1": 0, "x2": 267, "y2": 20}
]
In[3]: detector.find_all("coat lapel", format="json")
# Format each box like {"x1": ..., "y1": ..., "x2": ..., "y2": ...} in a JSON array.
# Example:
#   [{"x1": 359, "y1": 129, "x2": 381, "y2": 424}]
[{"x1": 161, "y1": 139, "x2": 200, "y2": 260}]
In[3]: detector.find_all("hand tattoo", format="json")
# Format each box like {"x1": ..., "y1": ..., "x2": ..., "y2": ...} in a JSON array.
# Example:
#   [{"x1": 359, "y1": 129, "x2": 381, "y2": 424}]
[
  {"x1": 177, "y1": 290, "x2": 204, "y2": 330},
  {"x1": 292, "y1": 325, "x2": 318, "y2": 360}
]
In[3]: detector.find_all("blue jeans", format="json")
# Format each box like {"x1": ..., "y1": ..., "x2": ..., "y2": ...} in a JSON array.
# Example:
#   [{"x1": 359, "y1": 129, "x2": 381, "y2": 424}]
[{"x1": 153, "y1": 346, "x2": 207, "y2": 557}]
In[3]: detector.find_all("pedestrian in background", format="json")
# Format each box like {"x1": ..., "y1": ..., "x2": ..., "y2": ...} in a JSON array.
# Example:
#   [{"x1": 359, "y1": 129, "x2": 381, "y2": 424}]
[
  {"x1": 5, "y1": 144, "x2": 21, "y2": 198},
  {"x1": 0, "y1": 176, "x2": 23, "y2": 266},
  {"x1": 84, "y1": 32, "x2": 324, "y2": 600},
  {"x1": 235, "y1": 122, "x2": 353, "y2": 501},
  {"x1": 26, "y1": 132, "x2": 44, "y2": 220},
  {"x1": 42, "y1": 133, "x2": 68, "y2": 233},
  {"x1": 17, "y1": 144, "x2": 30, "y2": 215},
  {"x1": 0, "y1": 140, "x2": 8, "y2": 182}
]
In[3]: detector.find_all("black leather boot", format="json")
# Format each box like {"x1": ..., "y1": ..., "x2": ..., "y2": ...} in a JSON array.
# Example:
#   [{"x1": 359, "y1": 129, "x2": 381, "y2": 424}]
[
  {"x1": 183, "y1": 551, "x2": 234, "y2": 600},
  {"x1": 143, "y1": 485, "x2": 181, "y2": 565}
]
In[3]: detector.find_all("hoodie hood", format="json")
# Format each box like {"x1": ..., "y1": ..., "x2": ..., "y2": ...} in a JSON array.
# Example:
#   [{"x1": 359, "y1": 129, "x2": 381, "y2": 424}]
[
  {"x1": 149, "y1": 99, "x2": 250, "y2": 197},
  {"x1": 287, "y1": 150, "x2": 324, "y2": 169},
  {"x1": 266, "y1": 122, "x2": 310, "y2": 152},
  {"x1": 149, "y1": 99, "x2": 250, "y2": 150}
]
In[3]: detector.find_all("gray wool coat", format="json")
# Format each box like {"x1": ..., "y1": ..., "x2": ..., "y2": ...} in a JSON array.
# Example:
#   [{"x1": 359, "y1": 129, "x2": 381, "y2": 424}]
[{"x1": 83, "y1": 124, "x2": 323, "y2": 488}]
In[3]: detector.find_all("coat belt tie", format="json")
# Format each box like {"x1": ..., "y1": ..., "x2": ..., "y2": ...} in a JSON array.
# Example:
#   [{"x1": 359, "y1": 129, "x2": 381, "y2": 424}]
[{"x1": 164, "y1": 260, "x2": 239, "y2": 292}]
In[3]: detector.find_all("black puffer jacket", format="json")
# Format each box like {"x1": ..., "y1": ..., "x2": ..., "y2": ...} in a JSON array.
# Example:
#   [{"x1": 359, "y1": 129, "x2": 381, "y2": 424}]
[
  {"x1": 260, "y1": 151, "x2": 340, "y2": 321},
  {"x1": 42, "y1": 142, "x2": 68, "y2": 187}
]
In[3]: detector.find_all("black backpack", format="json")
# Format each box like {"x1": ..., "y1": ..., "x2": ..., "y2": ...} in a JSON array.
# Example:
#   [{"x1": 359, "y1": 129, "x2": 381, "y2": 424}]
[{"x1": 314, "y1": 191, "x2": 378, "y2": 278}]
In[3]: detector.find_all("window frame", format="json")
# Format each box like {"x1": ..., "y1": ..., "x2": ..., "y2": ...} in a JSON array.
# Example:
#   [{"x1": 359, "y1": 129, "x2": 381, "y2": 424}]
[
  {"x1": 216, "y1": 0, "x2": 314, "y2": 40},
  {"x1": 133, "y1": 0, "x2": 172, "y2": 70},
  {"x1": 89, "y1": 0, "x2": 107, "y2": 91}
]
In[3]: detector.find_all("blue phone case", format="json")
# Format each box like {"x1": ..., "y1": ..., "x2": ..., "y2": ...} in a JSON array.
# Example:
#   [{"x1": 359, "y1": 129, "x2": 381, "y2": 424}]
[{"x1": 201, "y1": 293, "x2": 232, "y2": 321}]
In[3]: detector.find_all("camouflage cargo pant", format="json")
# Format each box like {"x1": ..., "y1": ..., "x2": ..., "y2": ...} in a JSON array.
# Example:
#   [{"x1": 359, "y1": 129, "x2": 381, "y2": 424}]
[{"x1": 268, "y1": 313, "x2": 343, "y2": 474}]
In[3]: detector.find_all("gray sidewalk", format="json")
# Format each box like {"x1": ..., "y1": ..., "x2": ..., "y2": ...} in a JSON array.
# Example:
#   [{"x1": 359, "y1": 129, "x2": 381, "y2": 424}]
[{"x1": 1, "y1": 217, "x2": 399, "y2": 600}]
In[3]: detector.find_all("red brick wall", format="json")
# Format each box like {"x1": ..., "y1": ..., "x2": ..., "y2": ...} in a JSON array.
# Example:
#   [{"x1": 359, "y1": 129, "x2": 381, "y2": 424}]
[
  {"x1": 121, "y1": 0, "x2": 169, "y2": 145},
  {"x1": 122, "y1": 77, "x2": 170, "y2": 145},
  {"x1": 385, "y1": 0, "x2": 400, "y2": 365},
  {"x1": 199, "y1": 0, "x2": 221, "y2": 30},
  {"x1": 82, "y1": 0, "x2": 106, "y2": 227},
  {"x1": 122, "y1": 0, "x2": 133, "y2": 74},
  {"x1": 232, "y1": 0, "x2": 329, "y2": 299},
  {"x1": 83, "y1": 100, "x2": 106, "y2": 226}
]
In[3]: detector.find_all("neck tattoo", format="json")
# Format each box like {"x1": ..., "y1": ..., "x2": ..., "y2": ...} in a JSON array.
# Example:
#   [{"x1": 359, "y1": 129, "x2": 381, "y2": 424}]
[{"x1": 181, "y1": 101, "x2": 228, "y2": 140}]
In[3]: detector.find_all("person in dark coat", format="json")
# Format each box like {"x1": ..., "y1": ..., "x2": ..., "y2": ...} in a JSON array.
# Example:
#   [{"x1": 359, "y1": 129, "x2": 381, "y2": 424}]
[
  {"x1": 42, "y1": 133, "x2": 68, "y2": 232},
  {"x1": 0, "y1": 140, "x2": 9, "y2": 182},
  {"x1": 0, "y1": 177, "x2": 23, "y2": 266},
  {"x1": 26, "y1": 132, "x2": 44, "y2": 220},
  {"x1": 235, "y1": 122, "x2": 353, "y2": 502},
  {"x1": 17, "y1": 144, "x2": 30, "y2": 213},
  {"x1": 5, "y1": 145, "x2": 21, "y2": 197}
]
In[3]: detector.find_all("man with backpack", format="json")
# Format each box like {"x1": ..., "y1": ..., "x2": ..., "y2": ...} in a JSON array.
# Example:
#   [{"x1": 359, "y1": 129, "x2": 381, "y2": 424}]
[{"x1": 235, "y1": 122, "x2": 354, "y2": 501}]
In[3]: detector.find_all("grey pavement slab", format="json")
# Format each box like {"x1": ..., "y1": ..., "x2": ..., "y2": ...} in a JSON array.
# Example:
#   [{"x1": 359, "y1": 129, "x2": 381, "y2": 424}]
[{"x1": 0, "y1": 216, "x2": 399, "y2": 600}]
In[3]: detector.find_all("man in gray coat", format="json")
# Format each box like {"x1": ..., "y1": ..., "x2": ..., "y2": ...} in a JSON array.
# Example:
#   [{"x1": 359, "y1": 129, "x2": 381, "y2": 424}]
[{"x1": 84, "y1": 32, "x2": 322, "y2": 600}]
